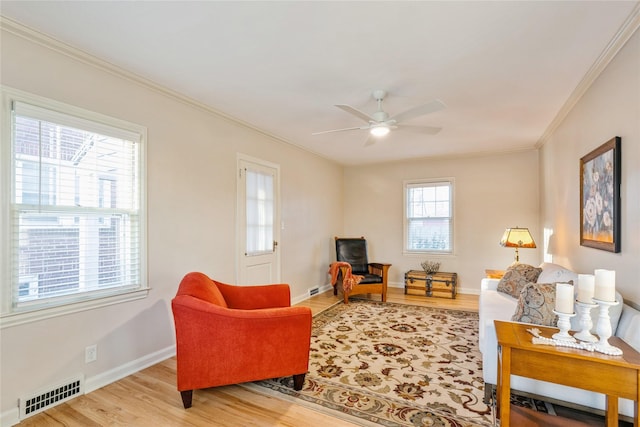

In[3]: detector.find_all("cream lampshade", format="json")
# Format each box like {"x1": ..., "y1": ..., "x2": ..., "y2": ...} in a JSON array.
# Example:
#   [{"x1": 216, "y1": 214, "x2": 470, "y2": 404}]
[{"x1": 500, "y1": 227, "x2": 536, "y2": 262}]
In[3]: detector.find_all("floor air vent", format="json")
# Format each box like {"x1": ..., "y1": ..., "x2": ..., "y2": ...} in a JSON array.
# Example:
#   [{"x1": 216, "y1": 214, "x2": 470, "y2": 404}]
[
  {"x1": 309, "y1": 287, "x2": 319, "y2": 297},
  {"x1": 20, "y1": 376, "x2": 83, "y2": 419}
]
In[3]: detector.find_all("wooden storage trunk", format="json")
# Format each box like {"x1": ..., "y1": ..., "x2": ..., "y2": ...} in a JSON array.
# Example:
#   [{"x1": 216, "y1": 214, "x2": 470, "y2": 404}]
[{"x1": 404, "y1": 270, "x2": 457, "y2": 299}]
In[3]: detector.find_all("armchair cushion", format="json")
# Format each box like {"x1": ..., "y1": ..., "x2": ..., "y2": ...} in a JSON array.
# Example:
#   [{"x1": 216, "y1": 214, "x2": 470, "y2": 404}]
[
  {"x1": 358, "y1": 274, "x2": 383, "y2": 284},
  {"x1": 215, "y1": 280, "x2": 291, "y2": 309},
  {"x1": 335, "y1": 238, "x2": 370, "y2": 275}
]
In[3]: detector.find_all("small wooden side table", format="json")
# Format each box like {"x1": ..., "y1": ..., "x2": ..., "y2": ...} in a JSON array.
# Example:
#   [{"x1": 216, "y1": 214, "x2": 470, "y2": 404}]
[
  {"x1": 484, "y1": 269, "x2": 505, "y2": 279},
  {"x1": 495, "y1": 320, "x2": 640, "y2": 427},
  {"x1": 404, "y1": 270, "x2": 457, "y2": 299}
]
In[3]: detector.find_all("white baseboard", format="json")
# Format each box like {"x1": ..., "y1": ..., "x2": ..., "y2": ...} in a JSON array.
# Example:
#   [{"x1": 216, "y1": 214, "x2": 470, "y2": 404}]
[
  {"x1": 85, "y1": 345, "x2": 175, "y2": 393},
  {"x1": 291, "y1": 284, "x2": 332, "y2": 305},
  {"x1": 1, "y1": 407, "x2": 20, "y2": 427},
  {"x1": 293, "y1": 282, "x2": 480, "y2": 304},
  {"x1": 1, "y1": 345, "x2": 176, "y2": 427}
]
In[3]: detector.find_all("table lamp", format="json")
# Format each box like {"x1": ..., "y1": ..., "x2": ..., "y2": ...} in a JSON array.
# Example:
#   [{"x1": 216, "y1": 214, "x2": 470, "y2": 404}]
[{"x1": 500, "y1": 227, "x2": 536, "y2": 262}]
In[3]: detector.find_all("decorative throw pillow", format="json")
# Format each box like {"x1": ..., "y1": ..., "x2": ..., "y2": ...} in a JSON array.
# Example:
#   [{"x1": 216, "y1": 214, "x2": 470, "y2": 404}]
[
  {"x1": 512, "y1": 282, "x2": 558, "y2": 327},
  {"x1": 537, "y1": 263, "x2": 578, "y2": 286},
  {"x1": 497, "y1": 263, "x2": 543, "y2": 298}
]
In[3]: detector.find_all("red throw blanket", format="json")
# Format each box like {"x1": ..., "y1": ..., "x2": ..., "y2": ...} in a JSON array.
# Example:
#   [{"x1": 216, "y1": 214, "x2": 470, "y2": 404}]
[{"x1": 328, "y1": 262, "x2": 363, "y2": 293}]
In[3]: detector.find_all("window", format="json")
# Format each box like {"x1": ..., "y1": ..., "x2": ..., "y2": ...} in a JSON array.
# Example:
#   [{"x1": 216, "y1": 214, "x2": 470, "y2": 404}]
[
  {"x1": 1, "y1": 88, "x2": 147, "y2": 326},
  {"x1": 245, "y1": 167, "x2": 274, "y2": 256},
  {"x1": 404, "y1": 179, "x2": 454, "y2": 254}
]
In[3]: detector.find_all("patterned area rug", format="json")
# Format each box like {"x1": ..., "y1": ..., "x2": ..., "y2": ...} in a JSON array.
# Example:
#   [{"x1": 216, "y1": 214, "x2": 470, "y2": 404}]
[{"x1": 252, "y1": 300, "x2": 499, "y2": 426}]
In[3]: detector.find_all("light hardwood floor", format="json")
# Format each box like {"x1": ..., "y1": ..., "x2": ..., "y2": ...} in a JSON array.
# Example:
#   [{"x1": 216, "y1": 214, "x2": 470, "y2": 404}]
[{"x1": 17, "y1": 287, "x2": 478, "y2": 426}]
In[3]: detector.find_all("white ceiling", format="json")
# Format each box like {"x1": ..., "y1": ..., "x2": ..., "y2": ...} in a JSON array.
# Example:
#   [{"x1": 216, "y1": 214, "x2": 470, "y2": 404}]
[{"x1": 1, "y1": 1, "x2": 638, "y2": 165}]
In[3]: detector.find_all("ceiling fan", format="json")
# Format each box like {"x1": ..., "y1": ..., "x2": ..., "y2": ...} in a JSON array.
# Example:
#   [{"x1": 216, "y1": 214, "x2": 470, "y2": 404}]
[{"x1": 313, "y1": 89, "x2": 445, "y2": 145}]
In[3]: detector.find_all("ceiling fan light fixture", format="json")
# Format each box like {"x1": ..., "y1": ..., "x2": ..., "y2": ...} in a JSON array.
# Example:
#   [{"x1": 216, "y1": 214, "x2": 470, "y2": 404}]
[
  {"x1": 313, "y1": 91, "x2": 445, "y2": 142},
  {"x1": 370, "y1": 124, "x2": 390, "y2": 137}
]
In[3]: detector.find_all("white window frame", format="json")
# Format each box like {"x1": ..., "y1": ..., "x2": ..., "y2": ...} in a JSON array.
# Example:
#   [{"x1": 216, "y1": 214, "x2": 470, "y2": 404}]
[
  {"x1": 403, "y1": 178, "x2": 455, "y2": 255},
  {"x1": 1, "y1": 86, "x2": 148, "y2": 328}
]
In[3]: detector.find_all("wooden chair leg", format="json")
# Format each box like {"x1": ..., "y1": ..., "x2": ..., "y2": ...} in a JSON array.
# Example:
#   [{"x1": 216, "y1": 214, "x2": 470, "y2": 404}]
[
  {"x1": 483, "y1": 383, "x2": 494, "y2": 404},
  {"x1": 333, "y1": 284, "x2": 338, "y2": 296},
  {"x1": 293, "y1": 373, "x2": 306, "y2": 391},
  {"x1": 180, "y1": 390, "x2": 193, "y2": 409}
]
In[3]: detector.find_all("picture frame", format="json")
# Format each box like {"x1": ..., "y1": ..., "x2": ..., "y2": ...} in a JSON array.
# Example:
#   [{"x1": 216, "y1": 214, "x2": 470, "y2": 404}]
[{"x1": 580, "y1": 136, "x2": 621, "y2": 252}]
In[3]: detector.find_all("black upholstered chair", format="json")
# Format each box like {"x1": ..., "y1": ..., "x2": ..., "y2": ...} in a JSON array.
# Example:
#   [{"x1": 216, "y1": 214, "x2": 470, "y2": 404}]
[{"x1": 333, "y1": 237, "x2": 391, "y2": 303}]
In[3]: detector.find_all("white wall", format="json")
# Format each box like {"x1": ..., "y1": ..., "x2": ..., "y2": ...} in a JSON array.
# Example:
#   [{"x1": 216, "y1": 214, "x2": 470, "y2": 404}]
[
  {"x1": 0, "y1": 23, "x2": 343, "y2": 419},
  {"x1": 540, "y1": 29, "x2": 640, "y2": 304},
  {"x1": 342, "y1": 150, "x2": 540, "y2": 293}
]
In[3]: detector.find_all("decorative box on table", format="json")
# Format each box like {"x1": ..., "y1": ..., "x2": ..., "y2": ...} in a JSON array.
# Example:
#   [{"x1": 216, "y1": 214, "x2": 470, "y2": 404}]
[{"x1": 404, "y1": 270, "x2": 457, "y2": 299}]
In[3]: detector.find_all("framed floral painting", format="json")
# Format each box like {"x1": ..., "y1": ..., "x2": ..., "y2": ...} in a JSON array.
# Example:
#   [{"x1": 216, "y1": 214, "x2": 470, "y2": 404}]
[{"x1": 580, "y1": 137, "x2": 621, "y2": 252}]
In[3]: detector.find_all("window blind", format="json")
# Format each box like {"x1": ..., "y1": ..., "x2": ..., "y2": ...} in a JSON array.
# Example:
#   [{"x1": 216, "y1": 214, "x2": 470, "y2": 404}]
[{"x1": 10, "y1": 100, "x2": 143, "y2": 310}]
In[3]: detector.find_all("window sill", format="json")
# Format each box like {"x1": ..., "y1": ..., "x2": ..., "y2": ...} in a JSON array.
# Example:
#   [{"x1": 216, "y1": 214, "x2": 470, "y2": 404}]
[{"x1": 0, "y1": 287, "x2": 150, "y2": 329}]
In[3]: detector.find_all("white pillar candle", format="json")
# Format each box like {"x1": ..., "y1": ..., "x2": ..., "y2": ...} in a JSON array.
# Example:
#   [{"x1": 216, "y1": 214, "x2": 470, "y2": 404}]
[
  {"x1": 555, "y1": 283, "x2": 575, "y2": 314},
  {"x1": 594, "y1": 269, "x2": 616, "y2": 302},
  {"x1": 577, "y1": 274, "x2": 595, "y2": 303}
]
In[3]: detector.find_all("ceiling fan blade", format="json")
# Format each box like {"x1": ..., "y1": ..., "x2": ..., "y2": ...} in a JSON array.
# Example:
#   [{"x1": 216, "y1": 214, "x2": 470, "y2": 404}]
[
  {"x1": 312, "y1": 126, "x2": 367, "y2": 136},
  {"x1": 389, "y1": 99, "x2": 446, "y2": 123},
  {"x1": 335, "y1": 104, "x2": 375, "y2": 123},
  {"x1": 363, "y1": 134, "x2": 376, "y2": 147},
  {"x1": 398, "y1": 124, "x2": 442, "y2": 135}
]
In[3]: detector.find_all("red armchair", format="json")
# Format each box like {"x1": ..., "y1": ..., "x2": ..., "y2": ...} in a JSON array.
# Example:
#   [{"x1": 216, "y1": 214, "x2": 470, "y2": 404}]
[{"x1": 171, "y1": 272, "x2": 312, "y2": 408}]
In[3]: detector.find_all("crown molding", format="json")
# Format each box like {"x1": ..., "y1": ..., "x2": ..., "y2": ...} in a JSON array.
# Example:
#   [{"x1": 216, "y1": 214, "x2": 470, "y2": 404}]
[
  {"x1": 0, "y1": 16, "x2": 328, "y2": 159},
  {"x1": 352, "y1": 145, "x2": 538, "y2": 168},
  {"x1": 536, "y1": 2, "x2": 640, "y2": 148}
]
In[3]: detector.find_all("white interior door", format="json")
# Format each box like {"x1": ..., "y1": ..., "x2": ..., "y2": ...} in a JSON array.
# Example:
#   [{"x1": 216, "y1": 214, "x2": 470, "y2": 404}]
[{"x1": 237, "y1": 155, "x2": 280, "y2": 285}]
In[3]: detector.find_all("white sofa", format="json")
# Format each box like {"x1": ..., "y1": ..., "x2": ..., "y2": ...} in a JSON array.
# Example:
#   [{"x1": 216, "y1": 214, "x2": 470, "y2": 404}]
[{"x1": 479, "y1": 262, "x2": 640, "y2": 417}]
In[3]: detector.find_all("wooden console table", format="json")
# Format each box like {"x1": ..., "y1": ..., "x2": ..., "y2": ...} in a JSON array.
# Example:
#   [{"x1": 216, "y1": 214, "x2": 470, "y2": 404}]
[
  {"x1": 404, "y1": 270, "x2": 457, "y2": 299},
  {"x1": 495, "y1": 320, "x2": 640, "y2": 427}
]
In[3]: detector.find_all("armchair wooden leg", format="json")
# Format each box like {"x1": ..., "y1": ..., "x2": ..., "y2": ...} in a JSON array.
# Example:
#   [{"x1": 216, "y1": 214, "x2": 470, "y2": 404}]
[
  {"x1": 293, "y1": 373, "x2": 306, "y2": 391},
  {"x1": 483, "y1": 383, "x2": 494, "y2": 404},
  {"x1": 180, "y1": 390, "x2": 193, "y2": 409},
  {"x1": 333, "y1": 284, "x2": 337, "y2": 296}
]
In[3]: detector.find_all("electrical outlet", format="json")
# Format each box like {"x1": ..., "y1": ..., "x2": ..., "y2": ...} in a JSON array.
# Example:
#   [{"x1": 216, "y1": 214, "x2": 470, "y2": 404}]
[{"x1": 85, "y1": 345, "x2": 97, "y2": 363}]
